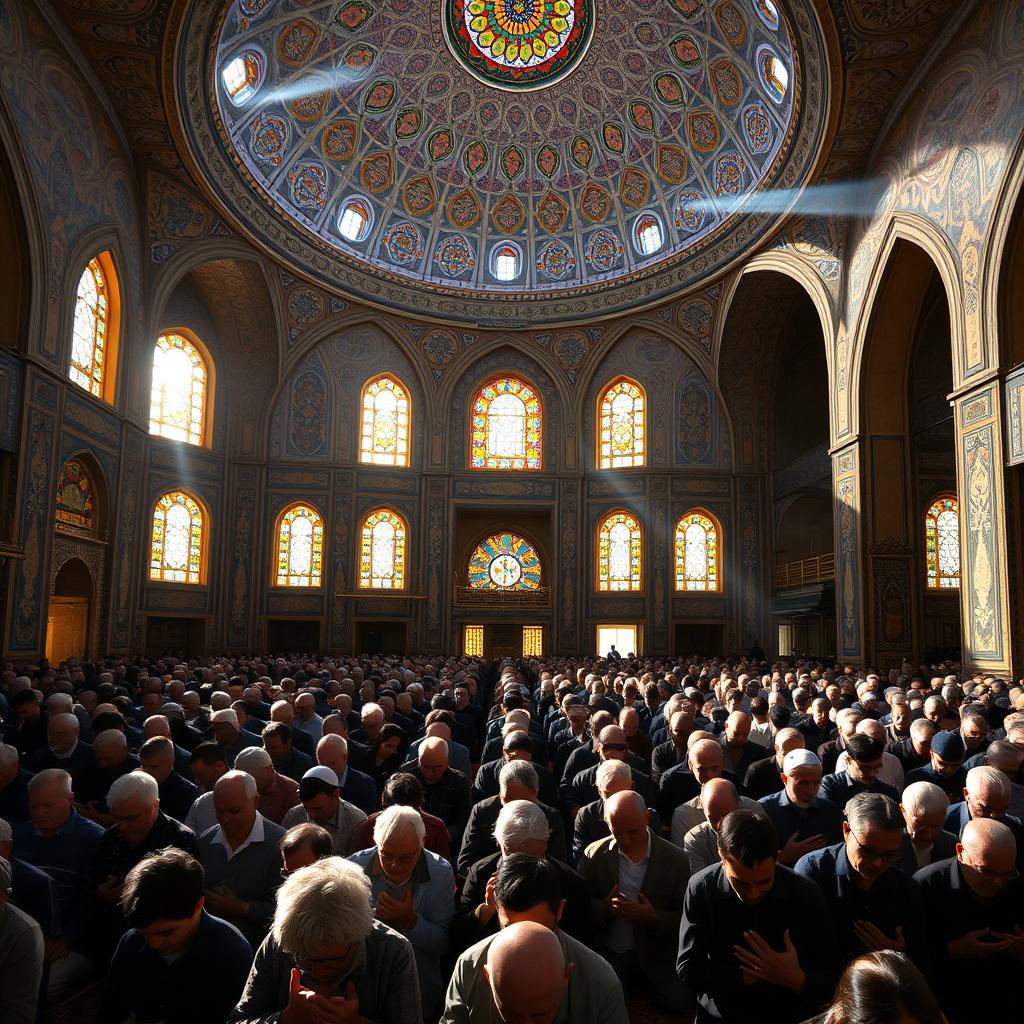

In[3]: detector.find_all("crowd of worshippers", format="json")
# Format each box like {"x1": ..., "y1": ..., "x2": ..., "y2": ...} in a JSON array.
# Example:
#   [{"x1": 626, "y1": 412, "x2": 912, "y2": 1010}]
[{"x1": 0, "y1": 654, "x2": 1022, "y2": 1024}]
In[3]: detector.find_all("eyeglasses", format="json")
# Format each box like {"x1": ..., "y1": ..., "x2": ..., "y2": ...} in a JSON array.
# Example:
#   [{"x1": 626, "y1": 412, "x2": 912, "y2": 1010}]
[
  {"x1": 848, "y1": 830, "x2": 902, "y2": 866},
  {"x1": 293, "y1": 945, "x2": 355, "y2": 972},
  {"x1": 379, "y1": 848, "x2": 419, "y2": 866}
]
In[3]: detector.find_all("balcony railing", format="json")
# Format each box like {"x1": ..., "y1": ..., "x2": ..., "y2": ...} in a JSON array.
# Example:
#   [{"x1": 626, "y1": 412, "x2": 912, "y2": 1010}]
[
  {"x1": 454, "y1": 585, "x2": 551, "y2": 606},
  {"x1": 774, "y1": 553, "x2": 835, "y2": 590}
]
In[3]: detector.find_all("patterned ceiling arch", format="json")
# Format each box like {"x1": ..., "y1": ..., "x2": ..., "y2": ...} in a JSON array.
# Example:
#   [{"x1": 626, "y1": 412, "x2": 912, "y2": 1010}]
[{"x1": 172, "y1": 0, "x2": 833, "y2": 325}]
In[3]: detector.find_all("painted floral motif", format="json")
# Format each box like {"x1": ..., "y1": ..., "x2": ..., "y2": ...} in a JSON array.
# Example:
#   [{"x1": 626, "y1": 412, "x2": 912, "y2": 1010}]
[
  {"x1": 321, "y1": 120, "x2": 357, "y2": 161},
  {"x1": 620, "y1": 169, "x2": 650, "y2": 208},
  {"x1": 657, "y1": 145, "x2": 688, "y2": 184},
  {"x1": 423, "y1": 330, "x2": 459, "y2": 364},
  {"x1": 492, "y1": 194, "x2": 526, "y2": 232},
  {"x1": 249, "y1": 113, "x2": 288, "y2": 165},
  {"x1": 434, "y1": 235, "x2": 477, "y2": 277},
  {"x1": 277, "y1": 18, "x2": 320, "y2": 67},
  {"x1": 670, "y1": 34, "x2": 702, "y2": 69},
  {"x1": 536, "y1": 238, "x2": 576, "y2": 279},
  {"x1": 715, "y1": 151, "x2": 745, "y2": 195},
  {"x1": 585, "y1": 229, "x2": 624, "y2": 272},
  {"x1": 337, "y1": 1, "x2": 374, "y2": 32},
  {"x1": 554, "y1": 331, "x2": 588, "y2": 367},
  {"x1": 537, "y1": 191, "x2": 569, "y2": 233},
  {"x1": 363, "y1": 79, "x2": 397, "y2": 112},
  {"x1": 288, "y1": 162, "x2": 328, "y2": 210},
  {"x1": 383, "y1": 222, "x2": 424, "y2": 265},
  {"x1": 429, "y1": 129, "x2": 454, "y2": 162},
  {"x1": 675, "y1": 189, "x2": 709, "y2": 233},
  {"x1": 402, "y1": 176, "x2": 437, "y2": 216},
  {"x1": 288, "y1": 289, "x2": 325, "y2": 325},
  {"x1": 743, "y1": 103, "x2": 772, "y2": 153},
  {"x1": 448, "y1": 189, "x2": 482, "y2": 229},
  {"x1": 688, "y1": 111, "x2": 720, "y2": 152},
  {"x1": 536, "y1": 144, "x2": 560, "y2": 177},
  {"x1": 579, "y1": 182, "x2": 610, "y2": 222}
]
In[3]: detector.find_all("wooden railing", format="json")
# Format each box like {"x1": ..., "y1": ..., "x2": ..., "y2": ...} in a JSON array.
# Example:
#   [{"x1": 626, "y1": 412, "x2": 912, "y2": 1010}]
[{"x1": 774, "y1": 553, "x2": 835, "y2": 590}]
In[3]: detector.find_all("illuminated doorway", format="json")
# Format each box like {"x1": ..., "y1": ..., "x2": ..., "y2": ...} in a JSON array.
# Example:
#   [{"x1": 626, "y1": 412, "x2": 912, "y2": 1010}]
[
  {"x1": 45, "y1": 559, "x2": 93, "y2": 664},
  {"x1": 596, "y1": 624, "x2": 639, "y2": 659}
]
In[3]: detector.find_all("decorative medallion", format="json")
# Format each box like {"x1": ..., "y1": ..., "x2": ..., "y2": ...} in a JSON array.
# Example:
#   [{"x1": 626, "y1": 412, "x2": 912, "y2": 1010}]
[
  {"x1": 337, "y1": 1, "x2": 375, "y2": 32},
  {"x1": 492, "y1": 194, "x2": 526, "y2": 233},
  {"x1": 341, "y1": 44, "x2": 376, "y2": 74},
  {"x1": 288, "y1": 161, "x2": 328, "y2": 211},
  {"x1": 669, "y1": 0, "x2": 704, "y2": 17},
  {"x1": 434, "y1": 235, "x2": 477, "y2": 278},
  {"x1": 654, "y1": 73, "x2": 685, "y2": 105},
  {"x1": 291, "y1": 91, "x2": 328, "y2": 122},
  {"x1": 442, "y1": 0, "x2": 596, "y2": 91},
  {"x1": 743, "y1": 103, "x2": 772, "y2": 153},
  {"x1": 277, "y1": 18, "x2": 321, "y2": 68},
  {"x1": 710, "y1": 59, "x2": 742, "y2": 107},
  {"x1": 536, "y1": 145, "x2": 560, "y2": 178},
  {"x1": 360, "y1": 151, "x2": 394, "y2": 193},
  {"x1": 288, "y1": 288, "x2": 325, "y2": 326},
  {"x1": 602, "y1": 122, "x2": 626, "y2": 153},
  {"x1": 394, "y1": 108, "x2": 423, "y2": 140},
  {"x1": 501, "y1": 145, "x2": 526, "y2": 180},
  {"x1": 571, "y1": 136, "x2": 593, "y2": 169},
  {"x1": 687, "y1": 111, "x2": 721, "y2": 153},
  {"x1": 463, "y1": 140, "x2": 489, "y2": 175},
  {"x1": 383, "y1": 222, "x2": 424, "y2": 265},
  {"x1": 402, "y1": 175, "x2": 437, "y2": 216},
  {"x1": 447, "y1": 188, "x2": 483, "y2": 229},
  {"x1": 657, "y1": 144, "x2": 688, "y2": 184},
  {"x1": 428, "y1": 129, "x2": 455, "y2": 162},
  {"x1": 627, "y1": 101, "x2": 656, "y2": 133},
  {"x1": 620, "y1": 168, "x2": 650, "y2": 208},
  {"x1": 249, "y1": 112, "x2": 288, "y2": 166},
  {"x1": 678, "y1": 297, "x2": 713, "y2": 337},
  {"x1": 363, "y1": 79, "x2": 397, "y2": 113},
  {"x1": 669, "y1": 34, "x2": 702, "y2": 70},
  {"x1": 321, "y1": 119, "x2": 357, "y2": 162},
  {"x1": 536, "y1": 238, "x2": 576, "y2": 279},
  {"x1": 536, "y1": 191, "x2": 569, "y2": 233},
  {"x1": 468, "y1": 533, "x2": 542, "y2": 589},
  {"x1": 579, "y1": 181, "x2": 611, "y2": 222},
  {"x1": 423, "y1": 330, "x2": 458, "y2": 365},
  {"x1": 715, "y1": 151, "x2": 745, "y2": 195},
  {"x1": 675, "y1": 189, "x2": 709, "y2": 233},
  {"x1": 585, "y1": 229, "x2": 624, "y2": 272},
  {"x1": 713, "y1": 0, "x2": 747, "y2": 46}
]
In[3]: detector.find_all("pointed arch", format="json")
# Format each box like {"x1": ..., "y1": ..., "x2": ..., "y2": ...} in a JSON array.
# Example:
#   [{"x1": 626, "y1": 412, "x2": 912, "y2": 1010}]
[
  {"x1": 69, "y1": 251, "x2": 121, "y2": 404},
  {"x1": 149, "y1": 490, "x2": 208, "y2": 584},
  {"x1": 675, "y1": 509, "x2": 722, "y2": 592},
  {"x1": 597, "y1": 510, "x2": 643, "y2": 592},
  {"x1": 470, "y1": 375, "x2": 543, "y2": 470},
  {"x1": 597, "y1": 376, "x2": 646, "y2": 469},
  {"x1": 360, "y1": 374, "x2": 411, "y2": 466},
  {"x1": 55, "y1": 453, "x2": 108, "y2": 540},
  {"x1": 925, "y1": 494, "x2": 960, "y2": 591},
  {"x1": 274, "y1": 502, "x2": 325, "y2": 588},
  {"x1": 359, "y1": 508, "x2": 408, "y2": 590},
  {"x1": 149, "y1": 329, "x2": 214, "y2": 447}
]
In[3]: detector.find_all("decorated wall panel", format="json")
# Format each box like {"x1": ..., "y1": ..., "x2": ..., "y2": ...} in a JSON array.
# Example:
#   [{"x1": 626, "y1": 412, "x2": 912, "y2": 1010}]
[
  {"x1": 833, "y1": 445, "x2": 862, "y2": 661},
  {"x1": 1007, "y1": 364, "x2": 1024, "y2": 466}
]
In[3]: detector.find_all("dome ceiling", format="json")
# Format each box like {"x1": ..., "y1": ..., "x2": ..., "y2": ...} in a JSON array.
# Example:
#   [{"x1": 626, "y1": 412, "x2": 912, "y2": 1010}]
[{"x1": 176, "y1": 0, "x2": 830, "y2": 324}]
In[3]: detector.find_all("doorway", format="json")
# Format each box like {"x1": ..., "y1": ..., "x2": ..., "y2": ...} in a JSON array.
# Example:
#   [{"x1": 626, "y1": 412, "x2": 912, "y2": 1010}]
[
  {"x1": 45, "y1": 559, "x2": 93, "y2": 664},
  {"x1": 145, "y1": 616, "x2": 207, "y2": 657},
  {"x1": 267, "y1": 618, "x2": 322, "y2": 655},
  {"x1": 354, "y1": 620, "x2": 408, "y2": 655},
  {"x1": 596, "y1": 624, "x2": 640, "y2": 659},
  {"x1": 674, "y1": 622, "x2": 726, "y2": 657}
]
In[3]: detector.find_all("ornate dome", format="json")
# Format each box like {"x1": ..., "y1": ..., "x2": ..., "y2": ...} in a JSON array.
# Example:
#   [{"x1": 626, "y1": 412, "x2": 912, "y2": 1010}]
[{"x1": 175, "y1": 0, "x2": 830, "y2": 323}]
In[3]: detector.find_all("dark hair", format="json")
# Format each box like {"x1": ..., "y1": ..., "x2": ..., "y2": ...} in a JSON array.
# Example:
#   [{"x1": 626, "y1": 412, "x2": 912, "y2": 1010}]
[
  {"x1": 189, "y1": 741, "x2": 227, "y2": 766},
  {"x1": 262, "y1": 721, "x2": 292, "y2": 744},
  {"x1": 502, "y1": 692, "x2": 524, "y2": 711},
  {"x1": 298, "y1": 777, "x2": 338, "y2": 801},
  {"x1": 494, "y1": 853, "x2": 562, "y2": 914},
  {"x1": 10, "y1": 690, "x2": 39, "y2": 709},
  {"x1": 139, "y1": 736, "x2": 174, "y2": 759},
  {"x1": 825, "y1": 951, "x2": 944, "y2": 1024},
  {"x1": 279, "y1": 822, "x2": 333, "y2": 861},
  {"x1": 92, "y1": 710, "x2": 127, "y2": 735},
  {"x1": 120, "y1": 849, "x2": 204, "y2": 928},
  {"x1": 375, "y1": 722, "x2": 405, "y2": 747},
  {"x1": 768, "y1": 704, "x2": 792, "y2": 728},
  {"x1": 717, "y1": 810, "x2": 779, "y2": 865},
  {"x1": 750, "y1": 697, "x2": 768, "y2": 716},
  {"x1": 846, "y1": 735, "x2": 884, "y2": 763},
  {"x1": 424, "y1": 709, "x2": 455, "y2": 730},
  {"x1": 382, "y1": 772, "x2": 423, "y2": 808}
]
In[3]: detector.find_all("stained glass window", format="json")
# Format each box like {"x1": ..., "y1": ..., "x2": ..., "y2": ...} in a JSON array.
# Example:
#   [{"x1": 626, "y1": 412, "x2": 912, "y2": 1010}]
[
  {"x1": 359, "y1": 509, "x2": 407, "y2": 589},
  {"x1": 471, "y1": 377, "x2": 542, "y2": 470},
  {"x1": 598, "y1": 512, "x2": 642, "y2": 592},
  {"x1": 633, "y1": 214, "x2": 663, "y2": 256},
  {"x1": 150, "y1": 492, "x2": 205, "y2": 584},
  {"x1": 339, "y1": 198, "x2": 372, "y2": 242},
  {"x1": 468, "y1": 533, "x2": 542, "y2": 590},
  {"x1": 599, "y1": 378, "x2": 645, "y2": 469},
  {"x1": 522, "y1": 626, "x2": 544, "y2": 657},
  {"x1": 464, "y1": 625, "x2": 484, "y2": 657},
  {"x1": 491, "y1": 242, "x2": 522, "y2": 281},
  {"x1": 222, "y1": 51, "x2": 264, "y2": 105},
  {"x1": 69, "y1": 258, "x2": 109, "y2": 398},
  {"x1": 55, "y1": 460, "x2": 95, "y2": 534},
  {"x1": 675, "y1": 511, "x2": 720, "y2": 591},
  {"x1": 360, "y1": 376, "x2": 410, "y2": 466},
  {"x1": 150, "y1": 333, "x2": 209, "y2": 446},
  {"x1": 926, "y1": 496, "x2": 960, "y2": 590},
  {"x1": 275, "y1": 504, "x2": 324, "y2": 587}
]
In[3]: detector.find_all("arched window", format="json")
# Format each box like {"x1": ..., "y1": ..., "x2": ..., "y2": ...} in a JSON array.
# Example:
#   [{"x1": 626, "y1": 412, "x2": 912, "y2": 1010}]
[
  {"x1": 360, "y1": 375, "x2": 410, "y2": 466},
  {"x1": 597, "y1": 512, "x2": 642, "y2": 592},
  {"x1": 490, "y1": 242, "x2": 522, "y2": 282},
  {"x1": 338, "y1": 197, "x2": 372, "y2": 242},
  {"x1": 222, "y1": 50, "x2": 265, "y2": 106},
  {"x1": 675, "y1": 510, "x2": 721, "y2": 591},
  {"x1": 150, "y1": 492, "x2": 206, "y2": 584},
  {"x1": 275, "y1": 504, "x2": 324, "y2": 587},
  {"x1": 471, "y1": 377, "x2": 542, "y2": 470},
  {"x1": 598, "y1": 377, "x2": 645, "y2": 469},
  {"x1": 359, "y1": 509, "x2": 407, "y2": 589},
  {"x1": 633, "y1": 213, "x2": 663, "y2": 257},
  {"x1": 925, "y1": 496, "x2": 960, "y2": 590},
  {"x1": 70, "y1": 256, "x2": 114, "y2": 399},
  {"x1": 150, "y1": 332, "x2": 211, "y2": 446},
  {"x1": 468, "y1": 533, "x2": 542, "y2": 591}
]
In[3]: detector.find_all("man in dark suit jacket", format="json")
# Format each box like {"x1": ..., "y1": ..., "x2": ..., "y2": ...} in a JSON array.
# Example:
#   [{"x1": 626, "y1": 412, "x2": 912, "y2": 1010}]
[
  {"x1": 26, "y1": 713, "x2": 96, "y2": 797},
  {"x1": 560, "y1": 725, "x2": 647, "y2": 815},
  {"x1": 315, "y1": 734, "x2": 378, "y2": 816},
  {"x1": 900, "y1": 775, "x2": 959, "y2": 873},
  {"x1": 649, "y1": 711, "x2": 693, "y2": 784},
  {"x1": 743, "y1": 728, "x2": 804, "y2": 801},
  {"x1": 471, "y1": 733, "x2": 559, "y2": 807},
  {"x1": 819, "y1": 734, "x2": 898, "y2": 808},
  {"x1": 579, "y1": 791, "x2": 692, "y2": 1013}
]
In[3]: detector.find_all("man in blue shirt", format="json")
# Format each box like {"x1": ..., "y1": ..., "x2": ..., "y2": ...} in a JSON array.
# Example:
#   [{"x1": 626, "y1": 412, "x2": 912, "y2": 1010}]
[
  {"x1": 944, "y1": 765, "x2": 1024, "y2": 871},
  {"x1": 0, "y1": 743, "x2": 30, "y2": 826},
  {"x1": 97, "y1": 847, "x2": 252, "y2": 1023},
  {"x1": 904, "y1": 729, "x2": 967, "y2": 800},
  {"x1": 758, "y1": 749, "x2": 845, "y2": 866},
  {"x1": 819, "y1": 734, "x2": 898, "y2": 808},
  {"x1": 795, "y1": 792, "x2": 927, "y2": 969}
]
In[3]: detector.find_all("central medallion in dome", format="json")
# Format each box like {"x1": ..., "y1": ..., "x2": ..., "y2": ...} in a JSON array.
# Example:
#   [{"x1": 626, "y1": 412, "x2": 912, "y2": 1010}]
[{"x1": 442, "y1": 0, "x2": 595, "y2": 90}]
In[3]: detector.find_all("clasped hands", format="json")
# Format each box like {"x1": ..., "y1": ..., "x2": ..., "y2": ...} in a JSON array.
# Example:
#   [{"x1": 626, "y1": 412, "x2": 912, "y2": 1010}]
[
  {"x1": 733, "y1": 929, "x2": 806, "y2": 992},
  {"x1": 605, "y1": 885, "x2": 657, "y2": 925},
  {"x1": 282, "y1": 967, "x2": 359, "y2": 1024},
  {"x1": 375, "y1": 887, "x2": 417, "y2": 930}
]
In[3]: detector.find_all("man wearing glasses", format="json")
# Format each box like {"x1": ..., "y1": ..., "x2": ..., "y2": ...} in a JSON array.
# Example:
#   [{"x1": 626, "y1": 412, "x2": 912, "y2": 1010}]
[
  {"x1": 794, "y1": 793, "x2": 928, "y2": 967},
  {"x1": 914, "y1": 817, "x2": 1023, "y2": 1024}
]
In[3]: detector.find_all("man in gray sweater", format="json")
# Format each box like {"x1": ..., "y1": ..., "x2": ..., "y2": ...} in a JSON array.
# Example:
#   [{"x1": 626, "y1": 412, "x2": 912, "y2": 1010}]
[
  {"x1": 198, "y1": 770, "x2": 284, "y2": 948},
  {"x1": 0, "y1": 855, "x2": 44, "y2": 1024}
]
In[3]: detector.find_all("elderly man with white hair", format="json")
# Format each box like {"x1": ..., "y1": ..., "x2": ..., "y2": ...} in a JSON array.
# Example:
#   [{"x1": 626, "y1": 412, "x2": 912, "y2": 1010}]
[
  {"x1": 229, "y1": 856, "x2": 422, "y2": 1024},
  {"x1": 945, "y1": 765, "x2": 1024, "y2": 866},
  {"x1": 458, "y1": 800, "x2": 590, "y2": 948},
  {"x1": 293, "y1": 692, "x2": 324, "y2": 743},
  {"x1": 0, "y1": 743, "x2": 30, "y2": 826},
  {"x1": 915, "y1": 817, "x2": 1024, "y2": 1020},
  {"x1": 235, "y1": 746, "x2": 299, "y2": 825},
  {"x1": 899, "y1": 779, "x2": 956, "y2": 872},
  {"x1": 197, "y1": 770, "x2": 285, "y2": 946},
  {"x1": 209, "y1": 708, "x2": 261, "y2": 767},
  {"x1": 26, "y1": 712, "x2": 96, "y2": 795},
  {"x1": 349, "y1": 805, "x2": 455, "y2": 1014}
]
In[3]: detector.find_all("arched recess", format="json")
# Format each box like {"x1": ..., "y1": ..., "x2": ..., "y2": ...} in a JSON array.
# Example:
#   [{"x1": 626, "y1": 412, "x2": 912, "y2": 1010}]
[
  {"x1": 54, "y1": 452, "x2": 109, "y2": 542},
  {"x1": 0, "y1": 126, "x2": 30, "y2": 355},
  {"x1": 857, "y1": 237, "x2": 959, "y2": 666},
  {"x1": 717, "y1": 263, "x2": 834, "y2": 658},
  {"x1": 46, "y1": 558, "x2": 94, "y2": 664}
]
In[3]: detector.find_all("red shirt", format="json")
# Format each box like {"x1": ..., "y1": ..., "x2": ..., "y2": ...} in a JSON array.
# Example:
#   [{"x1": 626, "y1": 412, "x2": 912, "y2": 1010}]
[
  {"x1": 348, "y1": 809, "x2": 451, "y2": 864},
  {"x1": 257, "y1": 772, "x2": 300, "y2": 824}
]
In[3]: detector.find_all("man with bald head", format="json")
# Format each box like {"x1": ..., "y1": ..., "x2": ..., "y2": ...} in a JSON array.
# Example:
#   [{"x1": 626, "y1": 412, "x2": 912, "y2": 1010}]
[
  {"x1": 651, "y1": 708, "x2": 696, "y2": 783},
  {"x1": 945, "y1": 765, "x2": 1024, "y2": 871},
  {"x1": 744, "y1": 727, "x2": 804, "y2": 800},
  {"x1": 568, "y1": 725, "x2": 657, "y2": 813},
  {"x1": 407, "y1": 735, "x2": 471, "y2": 847},
  {"x1": 317, "y1": 733, "x2": 378, "y2": 815},
  {"x1": 482, "y1": 922, "x2": 573, "y2": 1024},
  {"x1": 268, "y1": 699, "x2": 315, "y2": 757},
  {"x1": 682, "y1": 778, "x2": 740, "y2": 871},
  {"x1": 234, "y1": 746, "x2": 299, "y2": 825},
  {"x1": 580, "y1": 790, "x2": 692, "y2": 1012},
  {"x1": 720, "y1": 710, "x2": 770, "y2": 779},
  {"x1": 658, "y1": 735, "x2": 736, "y2": 823},
  {"x1": 915, "y1": 817, "x2": 1024, "y2": 1022}
]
